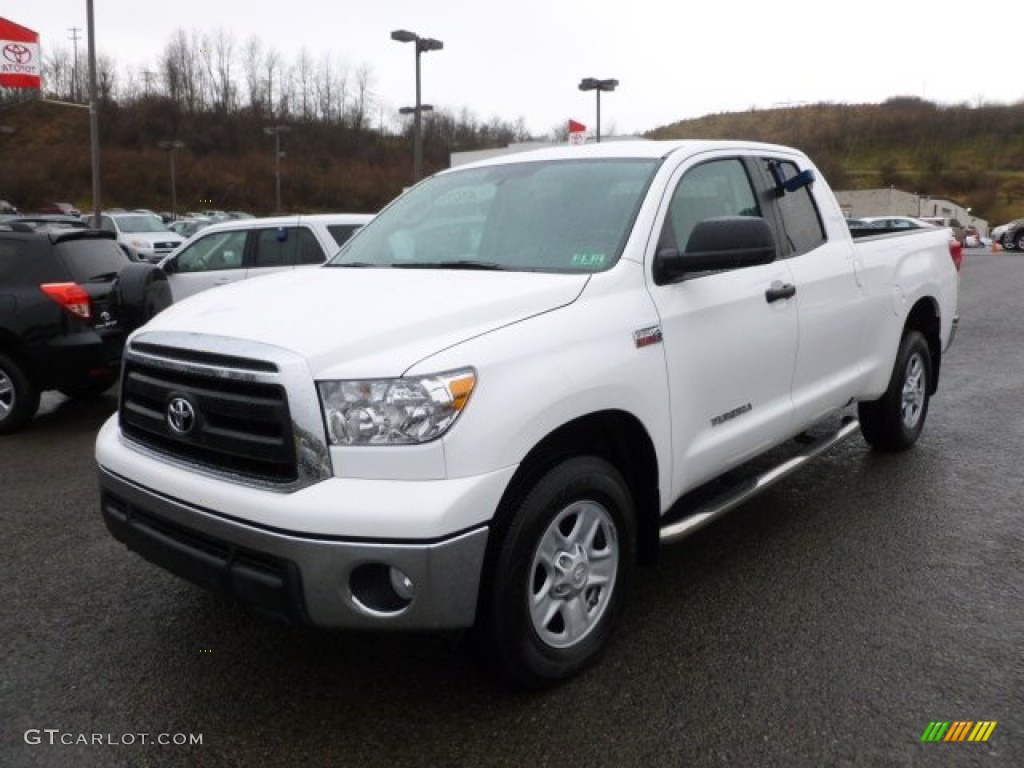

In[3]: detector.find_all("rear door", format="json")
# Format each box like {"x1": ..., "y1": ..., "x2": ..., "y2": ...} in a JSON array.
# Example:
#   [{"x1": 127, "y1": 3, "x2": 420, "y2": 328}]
[
  {"x1": 755, "y1": 157, "x2": 868, "y2": 427},
  {"x1": 244, "y1": 226, "x2": 324, "y2": 281}
]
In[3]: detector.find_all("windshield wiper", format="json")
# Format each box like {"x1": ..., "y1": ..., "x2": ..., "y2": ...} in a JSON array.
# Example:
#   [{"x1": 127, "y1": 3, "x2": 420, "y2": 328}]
[
  {"x1": 390, "y1": 260, "x2": 507, "y2": 271},
  {"x1": 87, "y1": 271, "x2": 121, "y2": 281},
  {"x1": 326, "y1": 261, "x2": 378, "y2": 268}
]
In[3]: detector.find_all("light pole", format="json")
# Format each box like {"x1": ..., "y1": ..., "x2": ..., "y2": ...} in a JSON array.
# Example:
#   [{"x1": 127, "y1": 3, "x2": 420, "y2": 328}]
[
  {"x1": 391, "y1": 29, "x2": 443, "y2": 183},
  {"x1": 86, "y1": 0, "x2": 102, "y2": 227},
  {"x1": 264, "y1": 125, "x2": 290, "y2": 213},
  {"x1": 157, "y1": 140, "x2": 185, "y2": 221},
  {"x1": 578, "y1": 77, "x2": 618, "y2": 143}
]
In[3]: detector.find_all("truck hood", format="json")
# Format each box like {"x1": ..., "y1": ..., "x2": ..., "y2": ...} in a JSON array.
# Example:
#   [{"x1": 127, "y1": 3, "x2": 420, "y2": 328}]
[{"x1": 142, "y1": 267, "x2": 589, "y2": 377}]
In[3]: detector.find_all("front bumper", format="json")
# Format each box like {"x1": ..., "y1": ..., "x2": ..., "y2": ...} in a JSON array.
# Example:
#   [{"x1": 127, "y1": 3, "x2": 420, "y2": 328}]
[{"x1": 99, "y1": 467, "x2": 490, "y2": 629}]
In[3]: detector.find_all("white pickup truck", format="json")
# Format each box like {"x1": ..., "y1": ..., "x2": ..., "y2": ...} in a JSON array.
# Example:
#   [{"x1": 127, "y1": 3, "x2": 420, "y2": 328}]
[{"x1": 96, "y1": 140, "x2": 960, "y2": 687}]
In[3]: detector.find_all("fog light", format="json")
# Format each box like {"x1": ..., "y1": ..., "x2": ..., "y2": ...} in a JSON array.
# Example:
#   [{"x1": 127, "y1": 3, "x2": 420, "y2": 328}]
[
  {"x1": 349, "y1": 563, "x2": 414, "y2": 615},
  {"x1": 389, "y1": 567, "x2": 415, "y2": 601}
]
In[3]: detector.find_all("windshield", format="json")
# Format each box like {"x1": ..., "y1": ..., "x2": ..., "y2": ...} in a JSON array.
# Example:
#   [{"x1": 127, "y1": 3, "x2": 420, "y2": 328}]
[
  {"x1": 114, "y1": 213, "x2": 169, "y2": 233},
  {"x1": 329, "y1": 158, "x2": 659, "y2": 272}
]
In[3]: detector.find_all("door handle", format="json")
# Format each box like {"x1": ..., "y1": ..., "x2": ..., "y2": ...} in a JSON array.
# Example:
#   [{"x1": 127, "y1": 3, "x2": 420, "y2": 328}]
[{"x1": 765, "y1": 282, "x2": 796, "y2": 303}]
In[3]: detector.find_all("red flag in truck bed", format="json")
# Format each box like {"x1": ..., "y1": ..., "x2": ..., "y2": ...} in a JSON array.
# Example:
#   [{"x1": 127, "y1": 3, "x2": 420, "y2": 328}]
[{"x1": 0, "y1": 18, "x2": 41, "y2": 90}]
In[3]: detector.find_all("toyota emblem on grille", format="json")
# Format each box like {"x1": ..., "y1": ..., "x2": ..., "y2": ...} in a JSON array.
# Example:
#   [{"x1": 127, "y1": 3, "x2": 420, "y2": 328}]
[{"x1": 166, "y1": 396, "x2": 197, "y2": 435}]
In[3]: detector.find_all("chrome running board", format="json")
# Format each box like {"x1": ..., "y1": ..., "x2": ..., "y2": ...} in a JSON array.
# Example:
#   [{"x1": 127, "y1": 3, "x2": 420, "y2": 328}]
[{"x1": 659, "y1": 417, "x2": 861, "y2": 545}]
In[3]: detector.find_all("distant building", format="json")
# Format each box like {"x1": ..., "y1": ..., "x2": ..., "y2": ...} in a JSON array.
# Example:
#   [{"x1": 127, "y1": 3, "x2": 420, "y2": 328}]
[{"x1": 835, "y1": 188, "x2": 988, "y2": 234}]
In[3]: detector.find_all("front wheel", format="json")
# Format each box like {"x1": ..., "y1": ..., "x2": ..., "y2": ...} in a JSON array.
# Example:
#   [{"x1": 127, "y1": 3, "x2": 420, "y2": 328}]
[
  {"x1": 477, "y1": 456, "x2": 636, "y2": 689},
  {"x1": 858, "y1": 330, "x2": 932, "y2": 451}
]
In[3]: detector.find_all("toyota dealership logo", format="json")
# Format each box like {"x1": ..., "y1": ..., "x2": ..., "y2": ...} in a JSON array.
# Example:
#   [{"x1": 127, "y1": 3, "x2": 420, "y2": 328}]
[
  {"x1": 166, "y1": 397, "x2": 197, "y2": 436},
  {"x1": 3, "y1": 44, "x2": 32, "y2": 65}
]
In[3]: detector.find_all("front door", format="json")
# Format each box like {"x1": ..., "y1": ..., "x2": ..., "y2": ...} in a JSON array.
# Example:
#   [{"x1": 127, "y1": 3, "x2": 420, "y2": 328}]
[{"x1": 647, "y1": 155, "x2": 798, "y2": 496}]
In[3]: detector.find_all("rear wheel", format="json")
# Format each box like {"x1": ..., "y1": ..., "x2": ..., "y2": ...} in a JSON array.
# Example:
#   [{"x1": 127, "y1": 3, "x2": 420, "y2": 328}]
[
  {"x1": 858, "y1": 330, "x2": 932, "y2": 451},
  {"x1": 477, "y1": 456, "x2": 636, "y2": 688},
  {"x1": 0, "y1": 352, "x2": 40, "y2": 434},
  {"x1": 1015, "y1": 232, "x2": 1024, "y2": 251}
]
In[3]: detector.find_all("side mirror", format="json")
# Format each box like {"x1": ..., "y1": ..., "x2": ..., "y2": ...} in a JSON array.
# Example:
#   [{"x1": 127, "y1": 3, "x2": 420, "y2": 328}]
[
  {"x1": 654, "y1": 217, "x2": 777, "y2": 284},
  {"x1": 162, "y1": 256, "x2": 177, "y2": 275}
]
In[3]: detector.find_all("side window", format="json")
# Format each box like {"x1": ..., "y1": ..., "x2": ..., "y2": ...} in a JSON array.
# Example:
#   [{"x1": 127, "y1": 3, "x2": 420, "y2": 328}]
[
  {"x1": 294, "y1": 228, "x2": 327, "y2": 265},
  {"x1": 0, "y1": 241, "x2": 25, "y2": 282},
  {"x1": 660, "y1": 158, "x2": 761, "y2": 253},
  {"x1": 327, "y1": 224, "x2": 362, "y2": 248},
  {"x1": 100, "y1": 216, "x2": 116, "y2": 234},
  {"x1": 765, "y1": 159, "x2": 826, "y2": 256},
  {"x1": 253, "y1": 227, "x2": 298, "y2": 268},
  {"x1": 175, "y1": 230, "x2": 247, "y2": 273}
]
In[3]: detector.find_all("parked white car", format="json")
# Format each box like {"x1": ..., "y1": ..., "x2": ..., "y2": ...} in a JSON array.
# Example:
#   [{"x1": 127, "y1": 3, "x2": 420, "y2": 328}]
[
  {"x1": 96, "y1": 211, "x2": 186, "y2": 263},
  {"x1": 158, "y1": 213, "x2": 374, "y2": 301}
]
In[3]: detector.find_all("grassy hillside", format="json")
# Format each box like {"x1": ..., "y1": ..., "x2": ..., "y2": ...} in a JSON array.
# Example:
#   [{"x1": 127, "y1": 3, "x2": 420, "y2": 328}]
[
  {"x1": 647, "y1": 98, "x2": 1024, "y2": 225},
  {"x1": 3, "y1": 95, "x2": 1023, "y2": 224}
]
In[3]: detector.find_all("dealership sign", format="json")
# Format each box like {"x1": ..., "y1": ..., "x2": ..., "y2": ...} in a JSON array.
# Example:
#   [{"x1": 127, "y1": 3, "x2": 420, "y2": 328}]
[{"x1": 0, "y1": 17, "x2": 41, "y2": 90}]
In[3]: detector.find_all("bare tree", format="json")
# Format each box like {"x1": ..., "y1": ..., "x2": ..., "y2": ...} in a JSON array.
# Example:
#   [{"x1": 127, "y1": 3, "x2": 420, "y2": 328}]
[
  {"x1": 208, "y1": 28, "x2": 236, "y2": 112},
  {"x1": 242, "y1": 36, "x2": 263, "y2": 112},
  {"x1": 314, "y1": 53, "x2": 334, "y2": 122},
  {"x1": 350, "y1": 64, "x2": 374, "y2": 131},
  {"x1": 161, "y1": 29, "x2": 207, "y2": 111},
  {"x1": 293, "y1": 48, "x2": 315, "y2": 121},
  {"x1": 41, "y1": 46, "x2": 73, "y2": 101},
  {"x1": 264, "y1": 48, "x2": 282, "y2": 117},
  {"x1": 96, "y1": 53, "x2": 118, "y2": 102}
]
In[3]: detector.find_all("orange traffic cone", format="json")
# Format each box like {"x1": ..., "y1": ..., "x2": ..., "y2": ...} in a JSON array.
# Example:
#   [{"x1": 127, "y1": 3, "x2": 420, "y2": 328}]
[{"x1": 992, "y1": 241, "x2": 1001, "y2": 253}]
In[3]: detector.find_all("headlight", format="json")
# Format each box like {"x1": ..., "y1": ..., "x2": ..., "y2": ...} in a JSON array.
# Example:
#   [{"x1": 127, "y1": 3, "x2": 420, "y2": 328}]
[
  {"x1": 318, "y1": 368, "x2": 476, "y2": 445},
  {"x1": 129, "y1": 238, "x2": 150, "y2": 249}
]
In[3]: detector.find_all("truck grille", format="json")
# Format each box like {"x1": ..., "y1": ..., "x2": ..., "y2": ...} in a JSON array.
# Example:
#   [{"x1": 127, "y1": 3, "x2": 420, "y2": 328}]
[{"x1": 120, "y1": 350, "x2": 298, "y2": 484}]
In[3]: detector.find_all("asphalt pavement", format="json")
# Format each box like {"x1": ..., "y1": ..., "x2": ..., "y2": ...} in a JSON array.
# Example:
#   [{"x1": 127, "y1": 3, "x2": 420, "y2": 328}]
[{"x1": 2, "y1": 247, "x2": 1021, "y2": 767}]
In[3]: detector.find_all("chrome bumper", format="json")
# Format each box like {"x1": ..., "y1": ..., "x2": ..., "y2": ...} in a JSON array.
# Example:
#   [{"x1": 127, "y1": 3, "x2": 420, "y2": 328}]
[{"x1": 99, "y1": 467, "x2": 489, "y2": 629}]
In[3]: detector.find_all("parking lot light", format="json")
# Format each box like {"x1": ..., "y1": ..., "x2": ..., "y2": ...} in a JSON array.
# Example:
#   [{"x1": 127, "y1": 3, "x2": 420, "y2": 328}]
[
  {"x1": 157, "y1": 140, "x2": 185, "y2": 221},
  {"x1": 391, "y1": 29, "x2": 444, "y2": 183},
  {"x1": 578, "y1": 78, "x2": 619, "y2": 143}
]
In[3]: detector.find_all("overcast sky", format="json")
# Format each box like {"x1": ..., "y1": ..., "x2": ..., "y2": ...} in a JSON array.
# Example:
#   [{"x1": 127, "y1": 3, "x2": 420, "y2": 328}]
[{"x1": 8, "y1": 0, "x2": 1022, "y2": 137}]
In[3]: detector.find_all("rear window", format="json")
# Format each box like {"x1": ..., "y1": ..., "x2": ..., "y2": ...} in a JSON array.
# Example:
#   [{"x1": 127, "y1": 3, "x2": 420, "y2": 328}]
[{"x1": 55, "y1": 237, "x2": 130, "y2": 281}]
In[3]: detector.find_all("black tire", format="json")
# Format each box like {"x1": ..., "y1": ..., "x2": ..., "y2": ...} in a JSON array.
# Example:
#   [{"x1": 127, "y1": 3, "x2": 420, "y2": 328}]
[
  {"x1": 0, "y1": 352, "x2": 41, "y2": 435},
  {"x1": 58, "y1": 373, "x2": 118, "y2": 399},
  {"x1": 1015, "y1": 231, "x2": 1024, "y2": 252},
  {"x1": 1001, "y1": 232, "x2": 1016, "y2": 251},
  {"x1": 477, "y1": 456, "x2": 636, "y2": 689},
  {"x1": 115, "y1": 263, "x2": 173, "y2": 333},
  {"x1": 858, "y1": 330, "x2": 932, "y2": 451}
]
